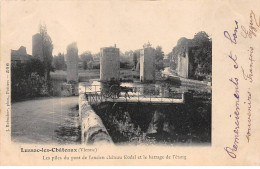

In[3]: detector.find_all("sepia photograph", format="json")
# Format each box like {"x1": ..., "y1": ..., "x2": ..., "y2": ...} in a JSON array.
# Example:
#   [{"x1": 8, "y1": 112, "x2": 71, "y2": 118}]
[
  {"x1": 1, "y1": 0, "x2": 259, "y2": 166},
  {"x1": 9, "y1": 2, "x2": 212, "y2": 146}
]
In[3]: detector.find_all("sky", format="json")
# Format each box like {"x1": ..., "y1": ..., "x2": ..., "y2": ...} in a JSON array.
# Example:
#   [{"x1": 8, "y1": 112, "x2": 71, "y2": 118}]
[{"x1": 2, "y1": 1, "x2": 212, "y2": 56}]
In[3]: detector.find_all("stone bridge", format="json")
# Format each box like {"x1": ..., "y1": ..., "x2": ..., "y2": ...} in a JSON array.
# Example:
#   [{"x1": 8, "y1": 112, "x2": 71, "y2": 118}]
[{"x1": 78, "y1": 82, "x2": 193, "y2": 145}]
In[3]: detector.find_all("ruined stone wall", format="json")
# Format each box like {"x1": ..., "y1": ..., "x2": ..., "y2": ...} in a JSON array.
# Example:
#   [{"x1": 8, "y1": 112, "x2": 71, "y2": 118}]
[
  {"x1": 66, "y1": 43, "x2": 79, "y2": 83},
  {"x1": 11, "y1": 46, "x2": 31, "y2": 65},
  {"x1": 140, "y1": 47, "x2": 155, "y2": 82},
  {"x1": 100, "y1": 47, "x2": 120, "y2": 81}
]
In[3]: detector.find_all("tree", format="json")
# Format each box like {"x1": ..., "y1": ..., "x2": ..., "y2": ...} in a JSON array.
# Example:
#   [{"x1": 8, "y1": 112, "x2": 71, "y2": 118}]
[
  {"x1": 39, "y1": 24, "x2": 53, "y2": 85},
  {"x1": 190, "y1": 31, "x2": 212, "y2": 78},
  {"x1": 25, "y1": 58, "x2": 45, "y2": 77},
  {"x1": 193, "y1": 31, "x2": 211, "y2": 45},
  {"x1": 155, "y1": 46, "x2": 164, "y2": 71},
  {"x1": 169, "y1": 46, "x2": 180, "y2": 71},
  {"x1": 92, "y1": 52, "x2": 100, "y2": 69},
  {"x1": 143, "y1": 41, "x2": 152, "y2": 48},
  {"x1": 53, "y1": 53, "x2": 66, "y2": 70},
  {"x1": 123, "y1": 50, "x2": 134, "y2": 61},
  {"x1": 11, "y1": 59, "x2": 47, "y2": 101},
  {"x1": 80, "y1": 51, "x2": 93, "y2": 70},
  {"x1": 133, "y1": 53, "x2": 138, "y2": 69},
  {"x1": 133, "y1": 50, "x2": 140, "y2": 71}
]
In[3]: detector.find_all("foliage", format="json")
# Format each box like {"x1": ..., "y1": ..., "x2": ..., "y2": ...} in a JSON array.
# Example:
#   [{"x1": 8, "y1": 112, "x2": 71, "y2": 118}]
[
  {"x1": 169, "y1": 47, "x2": 178, "y2": 71},
  {"x1": 190, "y1": 32, "x2": 212, "y2": 79},
  {"x1": 133, "y1": 50, "x2": 140, "y2": 71},
  {"x1": 11, "y1": 59, "x2": 49, "y2": 101},
  {"x1": 120, "y1": 61, "x2": 132, "y2": 69},
  {"x1": 120, "y1": 51, "x2": 133, "y2": 65},
  {"x1": 24, "y1": 58, "x2": 45, "y2": 77},
  {"x1": 39, "y1": 24, "x2": 53, "y2": 81},
  {"x1": 154, "y1": 46, "x2": 164, "y2": 71},
  {"x1": 87, "y1": 61, "x2": 93, "y2": 69},
  {"x1": 80, "y1": 51, "x2": 93, "y2": 61},
  {"x1": 120, "y1": 51, "x2": 133, "y2": 69},
  {"x1": 123, "y1": 50, "x2": 134, "y2": 62},
  {"x1": 143, "y1": 41, "x2": 152, "y2": 48},
  {"x1": 169, "y1": 31, "x2": 212, "y2": 80},
  {"x1": 53, "y1": 53, "x2": 66, "y2": 70},
  {"x1": 133, "y1": 52, "x2": 138, "y2": 69},
  {"x1": 80, "y1": 51, "x2": 93, "y2": 70},
  {"x1": 93, "y1": 63, "x2": 100, "y2": 69}
]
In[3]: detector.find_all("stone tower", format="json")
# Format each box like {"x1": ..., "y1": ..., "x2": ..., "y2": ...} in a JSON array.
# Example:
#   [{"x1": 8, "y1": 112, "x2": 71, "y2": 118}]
[
  {"x1": 100, "y1": 47, "x2": 120, "y2": 82},
  {"x1": 32, "y1": 33, "x2": 43, "y2": 61},
  {"x1": 140, "y1": 47, "x2": 155, "y2": 82},
  {"x1": 65, "y1": 43, "x2": 79, "y2": 83}
]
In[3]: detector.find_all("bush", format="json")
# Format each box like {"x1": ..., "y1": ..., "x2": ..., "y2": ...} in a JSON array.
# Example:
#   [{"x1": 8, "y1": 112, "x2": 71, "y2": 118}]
[
  {"x1": 120, "y1": 61, "x2": 132, "y2": 69},
  {"x1": 11, "y1": 59, "x2": 49, "y2": 101},
  {"x1": 93, "y1": 63, "x2": 100, "y2": 69}
]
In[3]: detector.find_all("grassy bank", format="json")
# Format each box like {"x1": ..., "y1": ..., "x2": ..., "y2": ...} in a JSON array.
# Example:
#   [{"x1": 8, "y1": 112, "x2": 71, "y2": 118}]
[
  {"x1": 50, "y1": 69, "x2": 100, "y2": 81},
  {"x1": 50, "y1": 69, "x2": 140, "y2": 82}
]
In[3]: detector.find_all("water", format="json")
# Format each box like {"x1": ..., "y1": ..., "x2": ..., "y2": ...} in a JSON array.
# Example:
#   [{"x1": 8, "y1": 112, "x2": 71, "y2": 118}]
[{"x1": 79, "y1": 79, "x2": 211, "y2": 94}]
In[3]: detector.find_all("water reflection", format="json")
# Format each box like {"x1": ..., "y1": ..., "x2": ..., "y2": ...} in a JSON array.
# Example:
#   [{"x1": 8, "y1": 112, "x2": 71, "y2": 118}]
[{"x1": 79, "y1": 80, "x2": 190, "y2": 100}]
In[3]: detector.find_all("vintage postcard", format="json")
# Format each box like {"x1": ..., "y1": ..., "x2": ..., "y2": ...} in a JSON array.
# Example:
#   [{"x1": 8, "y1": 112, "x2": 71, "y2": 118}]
[{"x1": 0, "y1": 0, "x2": 259, "y2": 166}]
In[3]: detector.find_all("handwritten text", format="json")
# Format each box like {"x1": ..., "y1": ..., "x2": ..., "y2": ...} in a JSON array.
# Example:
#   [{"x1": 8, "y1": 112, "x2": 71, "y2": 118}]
[{"x1": 224, "y1": 20, "x2": 239, "y2": 44}]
